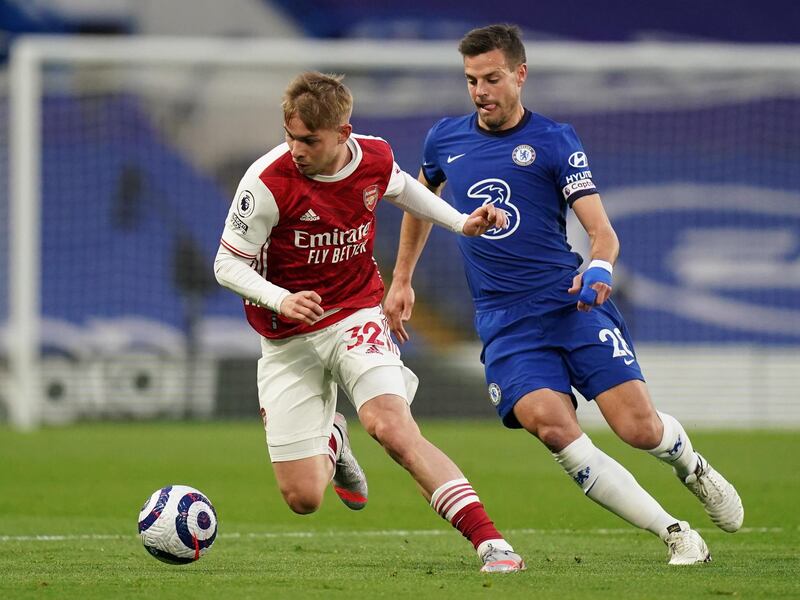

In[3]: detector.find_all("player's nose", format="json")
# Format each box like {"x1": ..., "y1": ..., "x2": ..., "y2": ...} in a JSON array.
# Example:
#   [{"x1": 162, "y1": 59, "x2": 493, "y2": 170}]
[{"x1": 291, "y1": 145, "x2": 305, "y2": 159}]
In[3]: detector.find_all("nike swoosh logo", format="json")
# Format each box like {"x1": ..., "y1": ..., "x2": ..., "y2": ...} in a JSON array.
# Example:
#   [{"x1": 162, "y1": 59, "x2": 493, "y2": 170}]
[
  {"x1": 447, "y1": 153, "x2": 466, "y2": 163},
  {"x1": 624, "y1": 358, "x2": 635, "y2": 365}
]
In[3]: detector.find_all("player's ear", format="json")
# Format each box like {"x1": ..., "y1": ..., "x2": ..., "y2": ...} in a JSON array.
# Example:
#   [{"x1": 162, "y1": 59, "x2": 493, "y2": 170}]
[
  {"x1": 516, "y1": 63, "x2": 528, "y2": 86},
  {"x1": 338, "y1": 123, "x2": 352, "y2": 143}
]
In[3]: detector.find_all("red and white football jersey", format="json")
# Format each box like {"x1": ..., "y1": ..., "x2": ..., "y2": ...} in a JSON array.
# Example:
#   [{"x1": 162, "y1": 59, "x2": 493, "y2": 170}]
[{"x1": 220, "y1": 135, "x2": 404, "y2": 339}]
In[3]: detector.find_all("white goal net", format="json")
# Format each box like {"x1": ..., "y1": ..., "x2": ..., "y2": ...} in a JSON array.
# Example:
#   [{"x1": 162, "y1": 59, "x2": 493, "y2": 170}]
[{"x1": 2, "y1": 36, "x2": 799, "y2": 428}]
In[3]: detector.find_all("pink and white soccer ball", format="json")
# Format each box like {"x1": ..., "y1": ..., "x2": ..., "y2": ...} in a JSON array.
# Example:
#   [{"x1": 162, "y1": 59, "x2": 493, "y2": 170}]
[{"x1": 138, "y1": 484, "x2": 218, "y2": 564}]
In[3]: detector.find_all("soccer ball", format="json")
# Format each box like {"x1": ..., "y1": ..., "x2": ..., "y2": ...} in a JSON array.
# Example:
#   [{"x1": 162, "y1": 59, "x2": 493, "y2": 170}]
[{"x1": 138, "y1": 484, "x2": 218, "y2": 564}]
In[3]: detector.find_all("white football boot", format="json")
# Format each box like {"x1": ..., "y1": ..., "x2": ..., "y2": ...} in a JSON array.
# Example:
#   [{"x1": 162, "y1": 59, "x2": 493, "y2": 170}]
[
  {"x1": 660, "y1": 521, "x2": 712, "y2": 565},
  {"x1": 479, "y1": 544, "x2": 526, "y2": 573},
  {"x1": 331, "y1": 413, "x2": 368, "y2": 510},
  {"x1": 680, "y1": 453, "x2": 744, "y2": 533}
]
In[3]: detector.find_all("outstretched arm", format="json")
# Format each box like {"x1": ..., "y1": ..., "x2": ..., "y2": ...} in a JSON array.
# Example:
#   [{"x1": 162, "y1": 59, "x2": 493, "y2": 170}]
[
  {"x1": 383, "y1": 170, "x2": 505, "y2": 236},
  {"x1": 383, "y1": 168, "x2": 506, "y2": 342},
  {"x1": 567, "y1": 193, "x2": 620, "y2": 312}
]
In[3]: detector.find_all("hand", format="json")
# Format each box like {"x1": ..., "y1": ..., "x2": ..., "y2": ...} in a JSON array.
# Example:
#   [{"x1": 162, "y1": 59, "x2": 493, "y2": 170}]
[
  {"x1": 568, "y1": 266, "x2": 612, "y2": 312},
  {"x1": 279, "y1": 290, "x2": 324, "y2": 324},
  {"x1": 384, "y1": 279, "x2": 415, "y2": 344},
  {"x1": 462, "y1": 203, "x2": 508, "y2": 237}
]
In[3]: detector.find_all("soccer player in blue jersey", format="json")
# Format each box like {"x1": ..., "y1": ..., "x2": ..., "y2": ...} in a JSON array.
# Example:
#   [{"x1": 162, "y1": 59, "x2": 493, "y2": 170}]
[{"x1": 385, "y1": 24, "x2": 744, "y2": 565}]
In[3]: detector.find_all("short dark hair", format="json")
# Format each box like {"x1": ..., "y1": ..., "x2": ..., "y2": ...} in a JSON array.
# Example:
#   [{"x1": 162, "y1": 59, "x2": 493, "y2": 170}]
[{"x1": 458, "y1": 24, "x2": 526, "y2": 68}]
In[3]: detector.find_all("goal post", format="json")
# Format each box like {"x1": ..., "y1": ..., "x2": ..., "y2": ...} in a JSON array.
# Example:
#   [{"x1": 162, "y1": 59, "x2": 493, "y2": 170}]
[
  {"x1": 5, "y1": 35, "x2": 800, "y2": 429},
  {"x1": 8, "y1": 39, "x2": 42, "y2": 431}
]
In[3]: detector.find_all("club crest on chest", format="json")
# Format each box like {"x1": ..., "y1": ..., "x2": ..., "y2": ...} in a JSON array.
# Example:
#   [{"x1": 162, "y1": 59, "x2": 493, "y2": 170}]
[{"x1": 363, "y1": 184, "x2": 379, "y2": 211}]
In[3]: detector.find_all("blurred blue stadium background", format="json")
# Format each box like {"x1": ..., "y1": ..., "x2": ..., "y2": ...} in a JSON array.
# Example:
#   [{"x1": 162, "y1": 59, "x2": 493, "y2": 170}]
[{"x1": 0, "y1": 0, "x2": 798, "y2": 426}]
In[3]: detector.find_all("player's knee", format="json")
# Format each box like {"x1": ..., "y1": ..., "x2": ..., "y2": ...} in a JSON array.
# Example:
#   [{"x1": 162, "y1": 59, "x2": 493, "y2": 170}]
[
  {"x1": 364, "y1": 409, "x2": 415, "y2": 447},
  {"x1": 280, "y1": 487, "x2": 323, "y2": 515},
  {"x1": 617, "y1": 415, "x2": 662, "y2": 449},
  {"x1": 521, "y1": 410, "x2": 581, "y2": 451},
  {"x1": 624, "y1": 427, "x2": 662, "y2": 450},
  {"x1": 369, "y1": 418, "x2": 419, "y2": 467},
  {"x1": 535, "y1": 423, "x2": 578, "y2": 452},
  {"x1": 372, "y1": 420, "x2": 408, "y2": 454}
]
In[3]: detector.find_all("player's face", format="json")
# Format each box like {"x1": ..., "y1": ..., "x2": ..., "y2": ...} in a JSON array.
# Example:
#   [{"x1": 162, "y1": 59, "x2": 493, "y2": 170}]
[
  {"x1": 284, "y1": 114, "x2": 351, "y2": 177},
  {"x1": 464, "y1": 49, "x2": 527, "y2": 131}
]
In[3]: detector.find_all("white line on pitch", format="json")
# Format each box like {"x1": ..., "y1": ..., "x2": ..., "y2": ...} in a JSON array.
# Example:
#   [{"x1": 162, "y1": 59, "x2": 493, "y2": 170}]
[{"x1": 0, "y1": 526, "x2": 785, "y2": 543}]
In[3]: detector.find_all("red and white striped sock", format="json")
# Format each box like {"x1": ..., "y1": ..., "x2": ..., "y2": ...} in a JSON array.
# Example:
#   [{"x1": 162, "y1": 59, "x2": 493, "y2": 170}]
[{"x1": 430, "y1": 478, "x2": 508, "y2": 553}]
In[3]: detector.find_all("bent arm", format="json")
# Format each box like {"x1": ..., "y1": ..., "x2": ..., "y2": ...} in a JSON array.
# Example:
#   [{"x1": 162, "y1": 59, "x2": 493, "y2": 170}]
[{"x1": 214, "y1": 245, "x2": 290, "y2": 312}]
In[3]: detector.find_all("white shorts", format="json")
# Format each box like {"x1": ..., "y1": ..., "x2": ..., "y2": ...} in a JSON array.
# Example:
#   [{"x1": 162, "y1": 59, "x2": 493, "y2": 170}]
[{"x1": 257, "y1": 306, "x2": 418, "y2": 462}]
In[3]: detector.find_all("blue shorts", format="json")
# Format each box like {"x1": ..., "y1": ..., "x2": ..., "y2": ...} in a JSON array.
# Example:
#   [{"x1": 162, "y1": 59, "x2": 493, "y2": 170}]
[{"x1": 476, "y1": 292, "x2": 645, "y2": 429}]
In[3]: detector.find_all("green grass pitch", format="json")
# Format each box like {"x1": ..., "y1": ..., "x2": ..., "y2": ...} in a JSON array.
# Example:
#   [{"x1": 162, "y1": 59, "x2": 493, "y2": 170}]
[{"x1": 1, "y1": 420, "x2": 798, "y2": 599}]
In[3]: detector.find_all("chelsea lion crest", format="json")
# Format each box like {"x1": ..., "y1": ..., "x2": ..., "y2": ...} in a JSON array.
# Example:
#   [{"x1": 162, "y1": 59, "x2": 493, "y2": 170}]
[
  {"x1": 488, "y1": 383, "x2": 502, "y2": 406},
  {"x1": 512, "y1": 144, "x2": 536, "y2": 166}
]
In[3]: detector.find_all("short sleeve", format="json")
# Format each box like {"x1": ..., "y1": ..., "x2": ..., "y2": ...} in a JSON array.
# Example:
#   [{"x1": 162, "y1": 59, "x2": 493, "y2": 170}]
[
  {"x1": 383, "y1": 161, "x2": 407, "y2": 197},
  {"x1": 420, "y1": 119, "x2": 447, "y2": 187},
  {"x1": 220, "y1": 171, "x2": 279, "y2": 259},
  {"x1": 553, "y1": 125, "x2": 599, "y2": 207}
]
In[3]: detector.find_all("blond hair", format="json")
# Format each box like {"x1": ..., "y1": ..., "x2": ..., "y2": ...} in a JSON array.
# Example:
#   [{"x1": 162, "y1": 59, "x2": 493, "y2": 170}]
[{"x1": 282, "y1": 71, "x2": 353, "y2": 131}]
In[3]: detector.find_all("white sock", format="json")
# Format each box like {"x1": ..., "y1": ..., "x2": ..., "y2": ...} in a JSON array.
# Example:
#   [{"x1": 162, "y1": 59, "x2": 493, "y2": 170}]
[
  {"x1": 328, "y1": 424, "x2": 344, "y2": 471},
  {"x1": 476, "y1": 538, "x2": 513, "y2": 559},
  {"x1": 554, "y1": 434, "x2": 677, "y2": 535},
  {"x1": 648, "y1": 411, "x2": 698, "y2": 479}
]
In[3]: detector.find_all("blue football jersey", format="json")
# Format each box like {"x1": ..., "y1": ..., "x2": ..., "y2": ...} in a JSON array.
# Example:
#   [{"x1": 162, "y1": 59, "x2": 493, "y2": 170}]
[{"x1": 422, "y1": 109, "x2": 598, "y2": 312}]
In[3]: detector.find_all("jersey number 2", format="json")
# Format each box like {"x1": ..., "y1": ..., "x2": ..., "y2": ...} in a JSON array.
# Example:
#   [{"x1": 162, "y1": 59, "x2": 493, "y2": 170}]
[{"x1": 599, "y1": 328, "x2": 635, "y2": 362}]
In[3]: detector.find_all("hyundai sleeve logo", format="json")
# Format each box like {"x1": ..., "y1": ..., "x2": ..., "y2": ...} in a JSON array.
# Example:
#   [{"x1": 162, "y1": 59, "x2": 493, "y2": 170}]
[{"x1": 568, "y1": 151, "x2": 588, "y2": 168}]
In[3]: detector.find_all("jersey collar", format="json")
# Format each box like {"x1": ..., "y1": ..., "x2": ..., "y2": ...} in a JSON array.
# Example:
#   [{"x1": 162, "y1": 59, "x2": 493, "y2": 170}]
[
  {"x1": 473, "y1": 108, "x2": 532, "y2": 138},
  {"x1": 309, "y1": 137, "x2": 362, "y2": 183}
]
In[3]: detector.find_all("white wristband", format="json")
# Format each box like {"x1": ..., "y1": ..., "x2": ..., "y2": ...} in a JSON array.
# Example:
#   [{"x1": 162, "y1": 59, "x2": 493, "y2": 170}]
[{"x1": 588, "y1": 259, "x2": 613, "y2": 274}]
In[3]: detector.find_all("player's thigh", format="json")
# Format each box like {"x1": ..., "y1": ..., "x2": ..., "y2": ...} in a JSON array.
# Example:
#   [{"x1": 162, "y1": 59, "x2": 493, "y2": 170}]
[
  {"x1": 483, "y1": 334, "x2": 572, "y2": 429},
  {"x1": 560, "y1": 301, "x2": 645, "y2": 402},
  {"x1": 257, "y1": 335, "x2": 337, "y2": 463},
  {"x1": 327, "y1": 306, "x2": 419, "y2": 411},
  {"x1": 356, "y1": 391, "x2": 421, "y2": 447},
  {"x1": 476, "y1": 307, "x2": 573, "y2": 428}
]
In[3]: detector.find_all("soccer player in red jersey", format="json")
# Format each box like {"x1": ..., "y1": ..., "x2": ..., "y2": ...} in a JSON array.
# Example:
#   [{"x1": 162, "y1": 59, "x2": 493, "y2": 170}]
[{"x1": 214, "y1": 71, "x2": 524, "y2": 573}]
